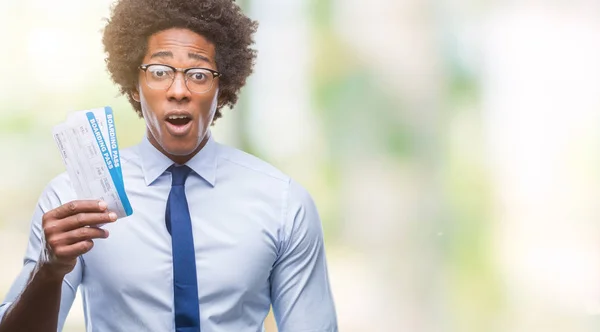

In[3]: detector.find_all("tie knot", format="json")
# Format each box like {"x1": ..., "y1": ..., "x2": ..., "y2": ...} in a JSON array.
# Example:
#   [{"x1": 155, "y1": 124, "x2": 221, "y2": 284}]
[{"x1": 169, "y1": 165, "x2": 192, "y2": 186}]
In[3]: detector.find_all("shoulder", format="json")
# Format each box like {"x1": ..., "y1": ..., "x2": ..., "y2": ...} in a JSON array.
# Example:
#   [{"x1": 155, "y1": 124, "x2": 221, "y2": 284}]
[
  {"x1": 215, "y1": 142, "x2": 290, "y2": 184},
  {"x1": 214, "y1": 142, "x2": 315, "y2": 210},
  {"x1": 37, "y1": 172, "x2": 76, "y2": 212},
  {"x1": 119, "y1": 144, "x2": 142, "y2": 168}
]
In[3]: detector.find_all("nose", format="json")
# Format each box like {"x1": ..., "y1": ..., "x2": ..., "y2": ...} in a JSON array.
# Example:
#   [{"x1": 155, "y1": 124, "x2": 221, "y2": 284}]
[{"x1": 166, "y1": 72, "x2": 191, "y2": 102}]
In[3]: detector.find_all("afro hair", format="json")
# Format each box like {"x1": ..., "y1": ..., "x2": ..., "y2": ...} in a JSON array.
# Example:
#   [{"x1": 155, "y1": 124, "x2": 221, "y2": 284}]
[{"x1": 102, "y1": 0, "x2": 258, "y2": 122}]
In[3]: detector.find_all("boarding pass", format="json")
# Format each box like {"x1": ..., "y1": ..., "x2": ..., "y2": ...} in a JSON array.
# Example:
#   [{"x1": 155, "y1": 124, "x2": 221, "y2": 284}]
[{"x1": 52, "y1": 107, "x2": 133, "y2": 219}]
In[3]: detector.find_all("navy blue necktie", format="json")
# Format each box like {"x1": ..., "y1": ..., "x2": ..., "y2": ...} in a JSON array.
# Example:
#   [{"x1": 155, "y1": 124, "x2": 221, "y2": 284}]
[{"x1": 166, "y1": 165, "x2": 201, "y2": 332}]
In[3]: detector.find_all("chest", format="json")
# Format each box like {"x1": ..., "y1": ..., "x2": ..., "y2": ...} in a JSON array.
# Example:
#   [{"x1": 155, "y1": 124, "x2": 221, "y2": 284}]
[{"x1": 80, "y1": 183, "x2": 281, "y2": 302}]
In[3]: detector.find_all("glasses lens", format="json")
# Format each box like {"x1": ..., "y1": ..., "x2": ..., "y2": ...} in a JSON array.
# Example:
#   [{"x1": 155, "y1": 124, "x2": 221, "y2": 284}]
[
  {"x1": 145, "y1": 65, "x2": 175, "y2": 90},
  {"x1": 185, "y1": 69, "x2": 214, "y2": 94}
]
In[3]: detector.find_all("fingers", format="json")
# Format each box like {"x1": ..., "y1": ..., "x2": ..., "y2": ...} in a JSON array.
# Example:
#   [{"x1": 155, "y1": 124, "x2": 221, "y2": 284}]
[
  {"x1": 43, "y1": 201, "x2": 117, "y2": 233},
  {"x1": 56, "y1": 211, "x2": 118, "y2": 232},
  {"x1": 52, "y1": 240, "x2": 96, "y2": 260},
  {"x1": 42, "y1": 200, "x2": 116, "y2": 255},
  {"x1": 47, "y1": 227, "x2": 109, "y2": 249},
  {"x1": 39, "y1": 200, "x2": 117, "y2": 276},
  {"x1": 47, "y1": 200, "x2": 108, "y2": 221}
]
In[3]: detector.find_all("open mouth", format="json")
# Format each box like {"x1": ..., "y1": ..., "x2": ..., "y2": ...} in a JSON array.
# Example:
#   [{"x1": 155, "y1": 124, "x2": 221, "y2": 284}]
[
  {"x1": 164, "y1": 113, "x2": 194, "y2": 136},
  {"x1": 166, "y1": 114, "x2": 192, "y2": 126}
]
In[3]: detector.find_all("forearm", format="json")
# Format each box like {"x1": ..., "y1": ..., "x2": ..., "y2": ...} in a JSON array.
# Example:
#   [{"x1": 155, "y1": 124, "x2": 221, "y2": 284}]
[{"x1": 0, "y1": 263, "x2": 64, "y2": 332}]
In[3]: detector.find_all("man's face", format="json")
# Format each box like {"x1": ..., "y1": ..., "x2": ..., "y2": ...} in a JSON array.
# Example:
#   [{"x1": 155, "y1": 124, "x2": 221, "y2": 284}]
[{"x1": 133, "y1": 28, "x2": 219, "y2": 162}]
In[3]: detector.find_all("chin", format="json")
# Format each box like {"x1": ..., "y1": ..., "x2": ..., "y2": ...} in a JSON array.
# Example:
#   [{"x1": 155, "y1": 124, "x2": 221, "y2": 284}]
[{"x1": 161, "y1": 138, "x2": 201, "y2": 157}]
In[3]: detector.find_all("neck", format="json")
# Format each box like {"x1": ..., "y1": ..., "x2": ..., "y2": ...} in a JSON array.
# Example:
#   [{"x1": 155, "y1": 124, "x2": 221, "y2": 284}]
[{"x1": 147, "y1": 132, "x2": 210, "y2": 165}]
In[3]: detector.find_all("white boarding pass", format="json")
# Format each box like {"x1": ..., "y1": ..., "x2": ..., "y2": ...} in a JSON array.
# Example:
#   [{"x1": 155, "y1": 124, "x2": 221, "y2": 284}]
[{"x1": 52, "y1": 106, "x2": 133, "y2": 219}]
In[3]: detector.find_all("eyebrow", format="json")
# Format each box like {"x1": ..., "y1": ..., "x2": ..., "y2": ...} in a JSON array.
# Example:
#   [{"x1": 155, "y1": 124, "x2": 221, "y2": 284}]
[{"x1": 149, "y1": 51, "x2": 211, "y2": 64}]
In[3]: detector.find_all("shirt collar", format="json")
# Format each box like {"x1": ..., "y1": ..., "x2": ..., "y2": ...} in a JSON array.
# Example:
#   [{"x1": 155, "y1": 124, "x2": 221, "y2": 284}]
[{"x1": 139, "y1": 132, "x2": 218, "y2": 187}]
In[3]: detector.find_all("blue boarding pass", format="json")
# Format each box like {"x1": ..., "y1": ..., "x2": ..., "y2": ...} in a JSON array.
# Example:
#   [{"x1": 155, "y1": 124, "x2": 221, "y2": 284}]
[{"x1": 53, "y1": 106, "x2": 133, "y2": 220}]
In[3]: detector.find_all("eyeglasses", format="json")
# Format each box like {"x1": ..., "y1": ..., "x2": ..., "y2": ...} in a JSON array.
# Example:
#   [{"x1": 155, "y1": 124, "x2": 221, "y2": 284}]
[{"x1": 139, "y1": 64, "x2": 222, "y2": 94}]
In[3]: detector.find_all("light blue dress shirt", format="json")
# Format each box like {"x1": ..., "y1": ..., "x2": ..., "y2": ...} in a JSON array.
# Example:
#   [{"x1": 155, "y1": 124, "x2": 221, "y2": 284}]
[{"x1": 0, "y1": 133, "x2": 338, "y2": 332}]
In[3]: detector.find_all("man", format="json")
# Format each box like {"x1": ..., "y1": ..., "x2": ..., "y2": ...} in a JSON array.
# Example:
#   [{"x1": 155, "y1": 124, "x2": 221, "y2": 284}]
[{"x1": 0, "y1": 0, "x2": 338, "y2": 331}]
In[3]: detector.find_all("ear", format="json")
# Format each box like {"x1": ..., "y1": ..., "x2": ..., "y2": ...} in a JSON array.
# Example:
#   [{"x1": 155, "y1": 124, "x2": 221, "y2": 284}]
[{"x1": 131, "y1": 88, "x2": 140, "y2": 103}]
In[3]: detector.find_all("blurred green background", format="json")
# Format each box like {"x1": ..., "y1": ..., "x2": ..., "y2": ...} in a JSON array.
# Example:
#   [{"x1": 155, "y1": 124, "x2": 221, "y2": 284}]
[{"x1": 2, "y1": 0, "x2": 600, "y2": 331}]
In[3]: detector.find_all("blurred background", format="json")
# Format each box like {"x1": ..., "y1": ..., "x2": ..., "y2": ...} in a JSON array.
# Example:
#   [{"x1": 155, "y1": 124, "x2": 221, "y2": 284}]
[{"x1": 1, "y1": 0, "x2": 600, "y2": 331}]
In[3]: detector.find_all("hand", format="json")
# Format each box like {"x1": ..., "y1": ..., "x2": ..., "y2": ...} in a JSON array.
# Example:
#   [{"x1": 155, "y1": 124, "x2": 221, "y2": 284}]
[{"x1": 41, "y1": 200, "x2": 117, "y2": 277}]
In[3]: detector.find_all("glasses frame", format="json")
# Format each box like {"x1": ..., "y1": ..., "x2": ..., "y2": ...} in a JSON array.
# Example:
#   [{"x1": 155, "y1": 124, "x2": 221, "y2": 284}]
[{"x1": 139, "y1": 63, "x2": 222, "y2": 94}]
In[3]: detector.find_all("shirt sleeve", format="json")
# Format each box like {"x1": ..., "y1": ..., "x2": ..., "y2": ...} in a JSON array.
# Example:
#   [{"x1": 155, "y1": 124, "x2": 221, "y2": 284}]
[
  {"x1": 0, "y1": 176, "x2": 83, "y2": 331},
  {"x1": 270, "y1": 179, "x2": 338, "y2": 332}
]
